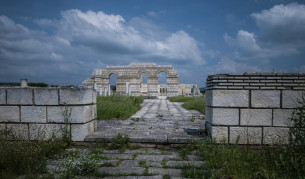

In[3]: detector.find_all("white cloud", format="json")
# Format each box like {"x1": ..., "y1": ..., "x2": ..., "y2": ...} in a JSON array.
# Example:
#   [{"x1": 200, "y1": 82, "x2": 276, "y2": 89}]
[
  {"x1": 147, "y1": 11, "x2": 158, "y2": 18},
  {"x1": 0, "y1": 9, "x2": 205, "y2": 84}
]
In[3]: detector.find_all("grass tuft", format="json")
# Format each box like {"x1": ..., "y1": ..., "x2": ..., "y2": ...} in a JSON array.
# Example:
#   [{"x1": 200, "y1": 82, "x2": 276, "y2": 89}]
[{"x1": 169, "y1": 96, "x2": 205, "y2": 114}]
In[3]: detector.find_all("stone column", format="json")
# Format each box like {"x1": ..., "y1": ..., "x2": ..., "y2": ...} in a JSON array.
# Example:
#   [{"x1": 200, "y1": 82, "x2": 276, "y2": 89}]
[
  {"x1": 126, "y1": 82, "x2": 129, "y2": 95},
  {"x1": 108, "y1": 84, "x2": 111, "y2": 96},
  {"x1": 20, "y1": 79, "x2": 28, "y2": 88},
  {"x1": 128, "y1": 84, "x2": 131, "y2": 96},
  {"x1": 98, "y1": 87, "x2": 102, "y2": 96},
  {"x1": 193, "y1": 86, "x2": 195, "y2": 97}
]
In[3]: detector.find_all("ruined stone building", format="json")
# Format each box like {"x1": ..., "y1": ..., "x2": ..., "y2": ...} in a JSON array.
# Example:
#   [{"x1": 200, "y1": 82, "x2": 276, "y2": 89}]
[{"x1": 82, "y1": 63, "x2": 200, "y2": 97}]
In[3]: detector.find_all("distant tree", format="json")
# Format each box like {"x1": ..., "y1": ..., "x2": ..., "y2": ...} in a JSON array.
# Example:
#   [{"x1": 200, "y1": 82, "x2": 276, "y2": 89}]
[{"x1": 28, "y1": 82, "x2": 49, "y2": 87}]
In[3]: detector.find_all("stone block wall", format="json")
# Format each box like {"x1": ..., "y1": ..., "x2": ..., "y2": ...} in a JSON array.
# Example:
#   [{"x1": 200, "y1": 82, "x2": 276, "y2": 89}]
[
  {"x1": 0, "y1": 87, "x2": 97, "y2": 141},
  {"x1": 205, "y1": 73, "x2": 305, "y2": 144}
]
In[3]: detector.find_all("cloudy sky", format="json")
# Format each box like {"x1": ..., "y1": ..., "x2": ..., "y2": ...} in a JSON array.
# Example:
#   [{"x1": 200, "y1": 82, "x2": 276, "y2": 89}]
[{"x1": 0, "y1": 0, "x2": 305, "y2": 87}]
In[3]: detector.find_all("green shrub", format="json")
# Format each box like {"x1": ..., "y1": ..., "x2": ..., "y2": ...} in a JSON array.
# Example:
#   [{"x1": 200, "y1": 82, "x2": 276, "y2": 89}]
[
  {"x1": 97, "y1": 95, "x2": 144, "y2": 120},
  {"x1": 0, "y1": 129, "x2": 66, "y2": 175},
  {"x1": 59, "y1": 153, "x2": 100, "y2": 178},
  {"x1": 110, "y1": 133, "x2": 130, "y2": 150},
  {"x1": 28, "y1": 82, "x2": 49, "y2": 87}
]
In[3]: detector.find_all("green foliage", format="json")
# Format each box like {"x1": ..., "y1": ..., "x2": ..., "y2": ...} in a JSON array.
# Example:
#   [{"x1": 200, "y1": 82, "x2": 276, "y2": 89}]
[
  {"x1": 289, "y1": 93, "x2": 305, "y2": 145},
  {"x1": 138, "y1": 160, "x2": 146, "y2": 167},
  {"x1": 169, "y1": 96, "x2": 205, "y2": 114},
  {"x1": 0, "y1": 129, "x2": 66, "y2": 175},
  {"x1": 179, "y1": 148, "x2": 191, "y2": 160},
  {"x1": 181, "y1": 165, "x2": 215, "y2": 179},
  {"x1": 163, "y1": 174, "x2": 171, "y2": 179},
  {"x1": 28, "y1": 82, "x2": 49, "y2": 87},
  {"x1": 59, "y1": 153, "x2": 100, "y2": 178},
  {"x1": 97, "y1": 95, "x2": 144, "y2": 120},
  {"x1": 61, "y1": 104, "x2": 72, "y2": 145},
  {"x1": 110, "y1": 133, "x2": 130, "y2": 150}
]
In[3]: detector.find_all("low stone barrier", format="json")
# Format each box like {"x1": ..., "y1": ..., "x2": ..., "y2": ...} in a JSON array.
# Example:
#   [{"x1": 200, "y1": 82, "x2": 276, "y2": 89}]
[
  {"x1": 205, "y1": 73, "x2": 305, "y2": 144},
  {"x1": 0, "y1": 87, "x2": 96, "y2": 141}
]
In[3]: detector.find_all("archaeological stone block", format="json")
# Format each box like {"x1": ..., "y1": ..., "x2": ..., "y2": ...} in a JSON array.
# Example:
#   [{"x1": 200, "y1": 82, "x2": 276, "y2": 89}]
[
  {"x1": 206, "y1": 123, "x2": 228, "y2": 142},
  {"x1": 273, "y1": 109, "x2": 294, "y2": 127},
  {"x1": 0, "y1": 106, "x2": 20, "y2": 122},
  {"x1": 47, "y1": 105, "x2": 94, "y2": 124},
  {"x1": 251, "y1": 90, "x2": 280, "y2": 108},
  {"x1": 71, "y1": 120, "x2": 96, "y2": 141},
  {"x1": 60, "y1": 88, "x2": 94, "y2": 105},
  {"x1": 282, "y1": 90, "x2": 304, "y2": 108},
  {"x1": 211, "y1": 90, "x2": 249, "y2": 107},
  {"x1": 21, "y1": 106, "x2": 47, "y2": 123},
  {"x1": 263, "y1": 127, "x2": 289, "y2": 144},
  {"x1": 29, "y1": 124, "x2": 68, "y2": 140},
  {"x1": 240, "y1": 109, "x2": 272, "y2": 126},
  {"x1": 208, "y1": 108, "x2": 239, "y2": 125},
  {"x1": 230, "y1": 127, "x2": 262, "y2": 144},
  {"x1": 0, "y1": 89, "x2": 5, "y2": 104},
  {"x1": 34, "y1": 88, "x2": 58, "y2": 105},
  {"x1": 7, "y1": 124, "x2": 28, "y2": 140},
  {"x1": 7, "y1": 88, "x2": 33, "y2": 105}
]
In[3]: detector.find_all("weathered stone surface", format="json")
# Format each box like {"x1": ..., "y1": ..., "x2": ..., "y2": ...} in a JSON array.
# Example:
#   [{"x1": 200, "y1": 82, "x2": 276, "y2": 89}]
[
  {"x1": 0, "y1": 89, "x2": 5, "y2": 104},
  {"x1": 209, "y1": 108, "x2": 239, "y2": 125},
  {"x1": 98, "y1": 167, "x2": 145, "y2": 175},
  {"x1": 0, "y1": 124, "x2": 5, "y2": 131},
  {"x1": 240, "y1": 109, "x2": 272, "y2": 126},
  {"x1": 118, "y1": 160, "x2": 139, "y2": 167},
  {"x1": 211, "y1": 90, "x2": 249, "y2": 107},
  {"x1": 263, "y1": 127, "x2": 289, "y2": 144},
  {"x1": 230, "y1": 127, "x2": 262, "y2": 144},
  {"x1": 71, "y1": 120, "x2": 96, "y2": 141},
  {"x1": 165, "y1": 161, "x2": 205, "y2": 167},
  {"x1": 206, "y1": 123, "x2": 228, "y2": 142},
  {"x1": 29, "y1": 123, "x2": 66, "y2": 140},
  {"x1": 7, "y1": 88, "x2": 33, "y2": 105},
  {"x1": 251, "y1": 90, "x2": 280, "y2": 108},
  {"x1": 0, "y1": 106, "x2": 20, "y2": 122},
  {"x1": 47, "y1": 105, "x2": 94, "y2": 123},
  {"x1": 148, "y1": 168, "x2": 182, "y2": 175},
  {"x1": 100, "y1": 153, "x2": 134, "y2": 160},
  {"x1": 136, "y1": 155, "x2": 178, "y2": 162},
  {"x1": 282, "y1": 90, "x2": 304, "y2": 108},
  {"x1": 7, "y1": 124, "x2": 28, "y2": 140},
  {"x1": 59, "y1": 88, "x2": 94, "y2": 105},
  {"x1": 21, "y1": 106, "x2": 46, "y2": 123},
  {"x1": 34, "y1": 88, "x2": 58, "y2": 105},
  {"x1": 273, "y1": 109, "x2": 294, "y2": 127}
]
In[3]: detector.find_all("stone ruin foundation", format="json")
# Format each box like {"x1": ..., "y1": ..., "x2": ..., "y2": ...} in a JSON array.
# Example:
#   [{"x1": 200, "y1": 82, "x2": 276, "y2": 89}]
[{"x1": 82, "y1": 63, "x2": 200, "y2": 97}]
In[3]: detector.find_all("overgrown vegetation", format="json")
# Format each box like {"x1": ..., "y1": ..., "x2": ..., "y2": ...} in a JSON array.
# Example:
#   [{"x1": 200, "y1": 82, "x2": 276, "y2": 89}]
[
  {"x1": 169, "y1": 96, "x2": 205, "y2": 114},
  {"x1": 182, "y1": 94, "x2": 305, "y2": 179},
  {"x1": 28, "y1": 82, "x2": 49, "y2": 87},
  {"x1": 97, "y1": 95, "x2": 144, "y2": 120},
  {"x1": 0, "y1": 129, "x2": 67, "y2": 177}
]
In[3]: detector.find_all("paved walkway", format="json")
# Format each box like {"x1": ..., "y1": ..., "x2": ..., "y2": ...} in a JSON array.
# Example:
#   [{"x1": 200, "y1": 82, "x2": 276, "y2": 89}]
[
  {"x1": 86, "y1": 99, "x2": 205, "y2": 144},
  {"x1": 47, "y1": 147, "x2": 205, "y2": 178}
]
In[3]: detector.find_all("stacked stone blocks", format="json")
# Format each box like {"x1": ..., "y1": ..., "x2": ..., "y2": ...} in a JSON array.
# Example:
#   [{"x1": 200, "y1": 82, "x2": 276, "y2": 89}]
[
  {"x1": 0, "y1": 87, "x2": 97, "y2": 141},
  {"x1": 206, "y1": 73, "x2": 305, "y2": 145}
]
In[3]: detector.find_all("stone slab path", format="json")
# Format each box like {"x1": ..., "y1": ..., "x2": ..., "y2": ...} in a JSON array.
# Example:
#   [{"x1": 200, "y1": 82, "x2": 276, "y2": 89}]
[
  {"x1": 85, "y1": 99, "x2": 206, "y2": 144},
  {"x1": 47, "y1": 147, "x2": 206, "y2": 178}
]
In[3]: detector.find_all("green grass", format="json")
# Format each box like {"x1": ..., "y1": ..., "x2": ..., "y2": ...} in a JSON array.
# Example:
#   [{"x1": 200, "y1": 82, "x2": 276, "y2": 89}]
[
  {"x1": 169, "y1": 96, "x2": 205, "y2": 114},
  {"x1": 97, "y1": 95, "x2": 144, "y2": 120}
]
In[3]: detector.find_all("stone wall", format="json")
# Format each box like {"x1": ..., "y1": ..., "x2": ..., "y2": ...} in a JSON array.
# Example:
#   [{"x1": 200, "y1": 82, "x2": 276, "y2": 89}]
[
  {"x1": 205, "y1": 73, "x2": 305, "y2": 144},
  {"x1": 0, "y1": 87, "x2": 96, "y2": 141}
]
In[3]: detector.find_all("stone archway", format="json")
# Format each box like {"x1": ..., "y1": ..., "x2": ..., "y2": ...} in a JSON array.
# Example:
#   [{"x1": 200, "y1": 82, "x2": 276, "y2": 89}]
[{"x1": 82, "y1": 63, "x2": 179, "y2": 97}]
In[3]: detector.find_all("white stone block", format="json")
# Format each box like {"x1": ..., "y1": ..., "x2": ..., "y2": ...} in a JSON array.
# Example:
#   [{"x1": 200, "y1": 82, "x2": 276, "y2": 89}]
[
  {"x1": 210, "y1": 108, "x2": 239, "y2": 125},
  {"x1": 47, "y1": 105, "x2": 93, "y2": 123},
  {"x1": 282, "y1": 90, "x2": 304, "y2": 108},
  {"x1": 240, "y1": 109, "x2": 272, "y2": 126},
  {"x1": 71, "y1": 120, "x2": 96, "y2": 141},
  {"x1": 34, "y1": 88, "x2": 58, "y2": 105},
  {"x1": 21, "y1": 106, "x2": 47, "y2": 123},
  {"x1": 205, "y1": 106, "x2": 212, "y2": 123},
  {"x1": 60, "y1": 88, "x2": 93, "y2": 105},
  {"x1": 0, "y1": 89, "x2": 5, "y2": 104},
  {"x1": 0, "y1": 106, "x2": 20, "y2": 122},
  {"x1": 29, "y1": 123, "x2": 69, "y2": 140},
  {"x1": 263, "y1": 127, "x2": 289, "y2": 144},
  {"x1": 211, "y1": 90, "x2": 249, "y2": 107},
  {"x1": 273, "y1": 109, "x2": 294, "y2": 127},
  {"x1": 7, "y1": 124, "x2": 28, "y2": 140},
  {"x1": 230, "y1": 127, "x2": 262, "y2": 144},
  {"x1": 205, "y1": 90, "x2": 212, "y2": 106},
  {"x1": 7, "y1": 88, "x2": 33, "y2": 105},
  {"x1": 251, "y1": 90, "x2": 280, "y2": 108},
  {"x1": 206, "y1": 123, "x2": 228, "y2": 143}
]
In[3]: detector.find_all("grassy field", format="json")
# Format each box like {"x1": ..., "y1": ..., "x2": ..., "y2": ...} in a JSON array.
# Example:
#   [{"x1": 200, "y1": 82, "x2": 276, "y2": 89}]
[
  {"x1": 169, "y1": 96, "x2": 205, "y2": 114},
  {"x1": 97, "y1": 95, "x2": 144, "y2": 120}
]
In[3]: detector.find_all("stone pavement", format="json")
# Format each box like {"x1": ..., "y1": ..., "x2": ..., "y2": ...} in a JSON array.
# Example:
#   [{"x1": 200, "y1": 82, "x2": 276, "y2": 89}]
[
  {"x1": 47, "y1": 147, "x2": 206, "y2": 178},
  {"x1": 85, "y1": 99, "x2": 206, "y2": 144}
]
